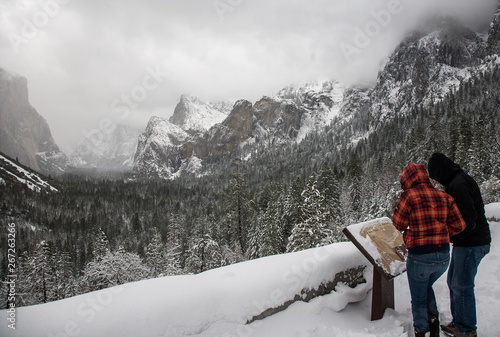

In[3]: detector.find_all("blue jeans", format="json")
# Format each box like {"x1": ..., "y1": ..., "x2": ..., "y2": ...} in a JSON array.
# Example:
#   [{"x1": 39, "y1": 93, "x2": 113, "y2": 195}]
[
  {"x1": 448, "y1": 245, "x2": 490, "y2": 334},
  {"x1": 407, "y1": 251, "x2": 450, "y2": 333}
]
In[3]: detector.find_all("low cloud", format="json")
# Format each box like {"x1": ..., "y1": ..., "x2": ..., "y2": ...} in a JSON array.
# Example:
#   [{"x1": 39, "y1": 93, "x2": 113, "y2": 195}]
[{"x1": 0, "y1": 0, "x2": 497, "y2": 149}]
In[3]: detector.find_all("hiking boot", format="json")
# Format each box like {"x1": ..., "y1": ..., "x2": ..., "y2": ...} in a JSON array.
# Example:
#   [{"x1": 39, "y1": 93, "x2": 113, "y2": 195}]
[
  {"x1": 441, "y1": 322, "x2": 477, "y2": 337},
  {"x1": 441, "y1": 322, "x2": 456, "y2": 335},
  {"x1": 428, "y1": 312, "x2": 439, "y2": 337}
]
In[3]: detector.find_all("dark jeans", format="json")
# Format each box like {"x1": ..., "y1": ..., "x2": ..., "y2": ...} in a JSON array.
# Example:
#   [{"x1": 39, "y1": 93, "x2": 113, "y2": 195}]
[
  {"x1": 407, "y1": 251, "x2": 450, "y2": 333},
  {"x1": 448, "y1": 245, "x2": 490, "y2": 334}
]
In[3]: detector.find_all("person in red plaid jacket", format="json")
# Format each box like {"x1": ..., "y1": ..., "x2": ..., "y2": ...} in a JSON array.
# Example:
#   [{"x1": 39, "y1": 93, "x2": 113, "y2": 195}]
[{"x1": 393, "y1": 163, "x2": 465, "y2": 337}]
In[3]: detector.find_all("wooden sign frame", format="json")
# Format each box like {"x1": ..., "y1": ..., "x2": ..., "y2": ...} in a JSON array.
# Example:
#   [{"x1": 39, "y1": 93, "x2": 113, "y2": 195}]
[{"x1": 343, "y1": 217, "x2": 407, "y2": 320}]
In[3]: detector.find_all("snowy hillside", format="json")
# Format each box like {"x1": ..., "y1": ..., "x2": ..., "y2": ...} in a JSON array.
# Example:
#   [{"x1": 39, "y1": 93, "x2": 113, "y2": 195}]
[
  {"x1": 2, "y1": 207, "x2": 499, "y2": 337},
  {"x1": 0, "y1": 152, "x2": 58, "y2": 193},
  {"x1": 369, "y1": 19, "x2": 487, "y2": 124}
]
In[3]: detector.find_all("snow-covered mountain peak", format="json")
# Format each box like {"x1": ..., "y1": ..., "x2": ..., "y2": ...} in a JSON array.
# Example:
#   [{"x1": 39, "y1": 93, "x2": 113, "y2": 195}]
[
  {"x1": 68, "y1": 124, "x2": 141, "y2": 170},
  {"x1": 276, "y1": 80, "x2": 344, "y2": 104},
  {"x1": 144, "y1": 116, "x2": 190, "y2": 146},
  {"x1": 133, "y1": 116, "x2": 192, "y2": 177},
  {"x1": 132, "y1": 6, "x2": 500, "y2": 179},
  {"x1": 169, "y1": 94, "x2": 233, "y2": 134}
]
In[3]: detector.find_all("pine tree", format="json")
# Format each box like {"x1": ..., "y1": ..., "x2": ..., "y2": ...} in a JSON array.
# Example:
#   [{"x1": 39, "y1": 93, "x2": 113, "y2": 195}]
[
  {"x1": 245, "y1": 221, "x2": 261, "y2": 260},
  {"x1": 131, "y1": 212, "x2": 141, "y2": 233},
  {"x1": 317, "y1": 162, "x2": 343, "y2": 240},
  {"x1": 346, "y1": 151, "x2": 363, "y2": 221},
  {"x1": 145, "y1": 228, "x2": 166, "y2": 277},
  {"x1": 456, "y1": 116, "x2": 473, "y2": 170},
  {"x1": 448, "y1": 114, "x2": 461, "y2": 160},
  {"x1": 256, "y1": 194, "x2": 284, "y2": 257},
  {"x1": 422, "y1": 107, "x2": 445, "y2": 160},
  {"x1": 17, "y1": 241, "x2": 74, "y2": 306},
  {"x1": 165, "y1": 214, "x2": 184, "y2": 275},
  {"x1": 281, "y1": 177, "x2": 303, "y2": 250},
  {"x1": 19, "y1": 241, "x2": 54, "y2": 305},
  {"x1": 225, "y1": 158, "x2": 249, "y2": 253},
  {"x1": 185, "y1": 234, "x2": 223, "y2": 274},
  {"x1": 287, "y1": 176, "x2": 333, "y2": 252},
  {"x1": 92, "y1": 228, "x2": 109, "y2": 261}
]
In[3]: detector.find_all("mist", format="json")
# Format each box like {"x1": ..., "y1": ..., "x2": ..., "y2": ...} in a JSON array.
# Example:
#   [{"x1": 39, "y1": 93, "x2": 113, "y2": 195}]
[{"x1": 0, "y1": 0, "x2": 497, "y2": 151}]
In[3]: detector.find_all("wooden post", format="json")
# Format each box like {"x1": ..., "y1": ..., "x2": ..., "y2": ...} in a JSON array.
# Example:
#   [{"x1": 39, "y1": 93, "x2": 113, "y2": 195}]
[
  {"x1": 342, "y1": 220, "x2": 405, "y2": 321},
  {"x1": 371, "y1": 267, "x2": 394, "y2": 321}
]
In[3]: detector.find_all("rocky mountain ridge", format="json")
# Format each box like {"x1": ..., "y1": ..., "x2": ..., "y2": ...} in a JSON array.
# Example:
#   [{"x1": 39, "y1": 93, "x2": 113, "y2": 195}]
[
  {"x1": 0, "y1": 68, "x2": 67, "y2": 174},
  {"x1": 133, "y1": 80, "x2": 347, "y2": 178},
  {"x1": 369, "y1": 17, "x2": 487, "y2": 125},
  {"x1": 134, "y1": 13, "x2": 499, "y2": 179},
  {"x1": 4, "y1": 6, "x2": 500, "y2": 178}
]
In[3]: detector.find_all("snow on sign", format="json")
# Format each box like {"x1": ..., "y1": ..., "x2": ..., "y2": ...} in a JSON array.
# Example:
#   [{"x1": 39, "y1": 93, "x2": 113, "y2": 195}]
[{"x1": 343, "y1": 217, "x2": 406, "y2": 280}]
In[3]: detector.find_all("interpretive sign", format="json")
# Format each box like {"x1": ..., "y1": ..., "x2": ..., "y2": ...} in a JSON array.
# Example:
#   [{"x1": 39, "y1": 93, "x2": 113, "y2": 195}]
[
  {"x1": 343, "y1": 217, "x2": 407, "y2": 320},
  {"x1": 343, "y1": 217, "x2": 406, "y2": 280}
]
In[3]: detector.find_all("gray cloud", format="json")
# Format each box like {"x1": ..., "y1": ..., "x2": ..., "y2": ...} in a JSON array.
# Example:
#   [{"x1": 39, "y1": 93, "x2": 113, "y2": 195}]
[{"x1": 0, "y1": 0, "x2": 497, "y2": 150}]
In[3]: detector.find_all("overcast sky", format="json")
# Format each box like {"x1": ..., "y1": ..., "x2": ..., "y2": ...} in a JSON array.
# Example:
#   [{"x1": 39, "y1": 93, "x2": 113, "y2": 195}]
[{"x1": 0, "y1": 0, "x2": 497, "y2": 152}]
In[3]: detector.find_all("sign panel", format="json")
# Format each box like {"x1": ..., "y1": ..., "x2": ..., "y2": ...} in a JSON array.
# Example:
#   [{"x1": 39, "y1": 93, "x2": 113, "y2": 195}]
[{"x1": 343, "y1": 217, "x2": 406, "y2": 280}]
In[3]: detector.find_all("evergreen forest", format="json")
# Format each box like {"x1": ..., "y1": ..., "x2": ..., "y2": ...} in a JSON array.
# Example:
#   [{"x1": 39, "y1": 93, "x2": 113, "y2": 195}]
[{"x1": 1, "y1": 60, "x2": 500, "y2": 309}]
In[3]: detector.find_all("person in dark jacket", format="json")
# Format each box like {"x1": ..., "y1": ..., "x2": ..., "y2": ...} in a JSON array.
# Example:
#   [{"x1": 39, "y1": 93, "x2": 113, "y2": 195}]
[
  {"x1": 393, "y1": 163, "x2": 465, "y2": 337},
  {"x1": 428, "y1": 153, "x2": 491, "y2": 337}
]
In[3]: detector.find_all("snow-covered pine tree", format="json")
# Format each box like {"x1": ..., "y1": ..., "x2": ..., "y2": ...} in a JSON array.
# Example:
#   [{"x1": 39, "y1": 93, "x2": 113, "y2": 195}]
[
  {"x1": 317, "y1": 162, "x2": 343, "y2": 242},
  {"x1": 246, "y1": 221, "x2": 261, "y2": 260},
  {"x1": 164, "y1": 215, "x2": 184, "y2": 275},
  {"x1": 145, "y1": 227, "x2": 166, "y2": 277},
  {"x1": 447, "y1": 113, "x2": 461, "y2": 161},
  {"x1": 286, "y1": 175, "x2": 333, "y2": 252},
  {"x1": 480, "y1": 176, "x2": 500, "y2": 204},
  {"x1": 469, "y1": 116, "x2": 490, "y2": 183},
  {"x1": 456, "y1": 115, "x2": 473, "y2": 171},
  {"x1": 422, "y1": 106, "x2": 446, "y2": 160},
  {"x1": 487, "y1": 119, "x2": 500, "y2": 178},
  {"x1": 79, "y1": 247, "x2": 151, "y2": 292},
  {"x1": 257, "y1": 194, "x2": 284, "y2": 258},
  {"x1": 185, "y1": 234, "x2": 223, "y2": 274},
  {"x1": 92, "y1": 228, "x2": 109, "y2": 261},
  {"x1": 281, "y1": 177, "x2": 303, "y2": 250},
  {"x1": 225, "y1": 158, "x2": 250, "y2": 253},
  {"x1": 16, "y1": 241, "x2": 74, "y2": 306},
  {"x1": 346, "y1": 152, "x2": 363, "y2": 222}
]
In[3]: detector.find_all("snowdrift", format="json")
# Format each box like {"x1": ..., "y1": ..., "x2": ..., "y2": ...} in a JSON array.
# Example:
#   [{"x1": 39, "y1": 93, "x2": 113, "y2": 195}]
[{"x1": 1, "y1": 242, "x2": 371, "y2": 337}]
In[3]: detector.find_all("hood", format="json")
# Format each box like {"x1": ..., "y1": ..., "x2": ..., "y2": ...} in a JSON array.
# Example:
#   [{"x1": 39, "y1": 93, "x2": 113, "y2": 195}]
[
  {"x1": 400, "y1": 163, "x2": 431, "y2": 190},
  {"x1": 427, "y1": 152, "x2": 461, "y2": 185}
]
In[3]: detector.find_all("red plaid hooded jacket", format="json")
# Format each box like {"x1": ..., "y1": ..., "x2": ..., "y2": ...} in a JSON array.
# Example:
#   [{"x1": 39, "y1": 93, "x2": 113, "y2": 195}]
[{"x1": 393, "y1": 163, "x2": 465, "y2": 250}]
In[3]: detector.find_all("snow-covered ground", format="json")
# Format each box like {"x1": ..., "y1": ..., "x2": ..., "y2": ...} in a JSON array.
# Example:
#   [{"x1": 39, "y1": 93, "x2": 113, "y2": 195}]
[{"x1": 2, "y1": 205, "x2": 500, "y2": 337}]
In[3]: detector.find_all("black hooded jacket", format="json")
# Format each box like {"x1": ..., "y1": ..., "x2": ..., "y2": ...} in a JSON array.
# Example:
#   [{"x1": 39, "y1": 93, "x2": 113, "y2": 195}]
[{"x1": 428, "y1": 153, "x2": 491, "y2": 247}]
